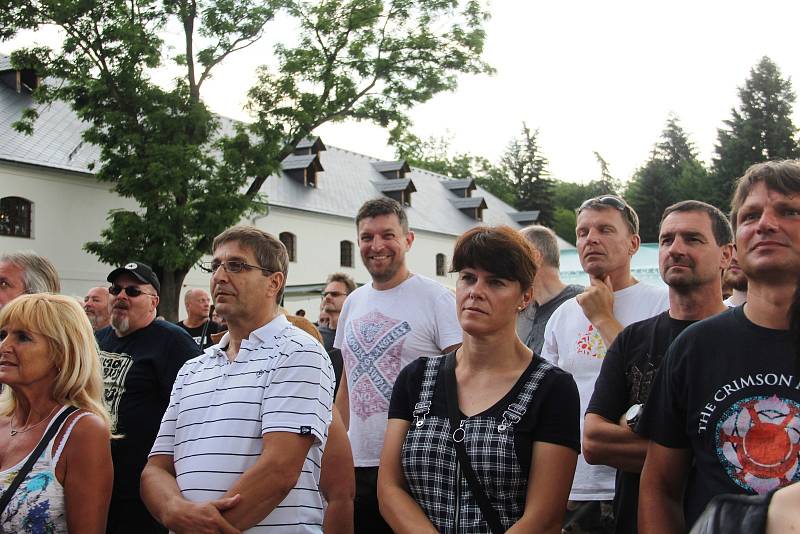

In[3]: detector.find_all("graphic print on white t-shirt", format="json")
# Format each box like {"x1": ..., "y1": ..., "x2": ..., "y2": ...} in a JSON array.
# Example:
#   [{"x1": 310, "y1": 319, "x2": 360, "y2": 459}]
[{"x1": 343, "y1": 310, "x2": 411, "y2": 421}]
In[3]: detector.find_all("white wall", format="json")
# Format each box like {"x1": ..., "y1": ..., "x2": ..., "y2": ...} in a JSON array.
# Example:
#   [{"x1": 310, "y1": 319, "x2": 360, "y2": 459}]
[
  {"x1": 2, "y1": 164, "x2": 460, "y2": 321},
  {"x1": 0, "y1": 161, "x2": 138, "y2": 299}
]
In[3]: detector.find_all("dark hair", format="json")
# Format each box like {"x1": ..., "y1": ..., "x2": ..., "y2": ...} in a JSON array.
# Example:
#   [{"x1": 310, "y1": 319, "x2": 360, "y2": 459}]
[
  {"x1": 450, "y1": 226, "x2": 539, "y2": 290},
  {"x1": 577, "y1": 195, "x2": 640, "y2": 235},
  {"x1": 356, "y1": 198, "x2": 409, "y2": 233},
  {"x1": 519, "y1": 225, "x2": 560, "y2": 268},
  {"x1": 212, "y1": 225, "x2": 288, "y2": 303},
  {"x1": 327, "y1": 272, "x2": 356, "y2": 294},
  {"x1": 660, "y1": 200, "x2": 733, "y2": 246},
  {"x1": 730, "y1": 160, "x2": 800, "y2": 230}
]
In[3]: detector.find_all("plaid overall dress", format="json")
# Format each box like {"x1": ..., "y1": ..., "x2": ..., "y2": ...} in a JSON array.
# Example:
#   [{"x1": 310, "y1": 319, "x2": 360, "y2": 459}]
[{"x1": 401, "y1": 355, "x2": 555, "y2": 533}]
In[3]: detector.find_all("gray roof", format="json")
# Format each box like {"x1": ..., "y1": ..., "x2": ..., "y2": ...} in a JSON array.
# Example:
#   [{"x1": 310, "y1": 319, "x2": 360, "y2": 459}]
[
  {"x1": 372, "y1": 178, "x2": 415, "y2": 193},
  {"x1": 372, "y1": 160, "x2": 410, "y2": 174},
  {"x1": 510, "y1": 211, "x2": 541, "y2": 223},
  {"x1": 441, "y1": 178, "x2": 475, "y2": 191},
  {"x1": 0, "y1": 56, "x2": 574, "y2": 248},
  {"x1": 449, "y1": 196, "x2": 488, "y2": 209},
  {"x1": 295, "y1": 136, "x2": 326, "y2": 152},
  {"x1": 0, "y1": 56, "x2": 12, "y2": 71},
  {"x1": 281, "y1": 153, "x2": 322, "y2": 171}
]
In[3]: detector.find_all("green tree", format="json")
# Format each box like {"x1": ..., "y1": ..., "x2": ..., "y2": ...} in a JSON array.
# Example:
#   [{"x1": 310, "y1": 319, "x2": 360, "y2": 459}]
[
  {"x1": 710, "y1": 56, "x2": 799, "y2": 210},
  {"x1": 2, "y1": 0, "x2": 492, "y2": 318},
  {"x1": 626, "y1": 115, "x2": 709, "y2": 241},
  {"x1": 498, "y1": 124, "x2": 555, "y2": 226},
  {"x1": 590, "y1": 151, "x2": 621, "y2": 196}
]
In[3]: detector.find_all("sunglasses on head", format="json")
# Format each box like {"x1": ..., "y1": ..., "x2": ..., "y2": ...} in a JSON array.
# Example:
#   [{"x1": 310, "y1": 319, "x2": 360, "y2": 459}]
[
  {"x1": 109, "y1": 285, "x2": 156, "y2": 298},
  {"x1": 578, "y1": 195, "x2": 627, "y2": 213}
]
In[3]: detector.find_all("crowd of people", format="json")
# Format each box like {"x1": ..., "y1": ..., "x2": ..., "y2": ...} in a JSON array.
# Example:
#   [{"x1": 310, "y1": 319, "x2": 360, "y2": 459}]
[{"x1": 0, "y1": 159, "x2": 798, "y2": 533}]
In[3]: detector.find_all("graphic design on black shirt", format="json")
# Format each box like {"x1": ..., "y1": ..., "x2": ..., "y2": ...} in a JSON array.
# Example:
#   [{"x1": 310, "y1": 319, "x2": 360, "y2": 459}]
[
  {"x1": 99, "y1": 350, "x2": 134, "y2": 432},
  {"x1": 715, "y1": 394, "x2": 800, "y2": 493}
]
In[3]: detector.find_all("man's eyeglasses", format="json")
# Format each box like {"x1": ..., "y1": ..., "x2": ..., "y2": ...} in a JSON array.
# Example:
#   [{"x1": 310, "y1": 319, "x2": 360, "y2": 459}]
[
  {"x1": 577, "y1": 195, "x2": 627, "y2": 213},
  {"x1": 322, "y1": 291, "x2": 347, "y2": 298},
  {"x1": 109, "y1": 285, "x2": 156, "y2": 298},
  {"x1": 199, "y1": 260, "x2": 273, "y2": 275}
]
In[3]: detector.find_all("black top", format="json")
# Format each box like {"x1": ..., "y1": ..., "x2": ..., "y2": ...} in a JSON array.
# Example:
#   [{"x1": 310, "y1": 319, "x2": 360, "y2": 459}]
[
  {"x1": 390, "y1": 355, "x2": 581, "y2": 474},
  {"x1": 96, "y1": 320, "x2": 201, "y2": 525},
  {"x1": 175, "y1": 319, "x2": 223, "y2": 349},
  {"x1": 638, "y1": 306, "x2": 800, "y2": 528},
  {"x1": 522, "y1": 284, "x2": 584, "y2": 355},
  {"x1": 587, "y1": 311, "x2": 696, "y2": 534}
]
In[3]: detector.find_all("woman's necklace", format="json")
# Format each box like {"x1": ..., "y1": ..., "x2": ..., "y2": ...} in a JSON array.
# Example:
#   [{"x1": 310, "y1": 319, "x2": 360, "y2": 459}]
[{"x1": 9, "y1": 405, "x2": 59, "y2": 437}]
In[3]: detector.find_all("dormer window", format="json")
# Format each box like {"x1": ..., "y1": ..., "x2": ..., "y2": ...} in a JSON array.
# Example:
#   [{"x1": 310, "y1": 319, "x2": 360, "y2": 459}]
[
  {"x1": 373, "y1": 179, "x2": 416, "y2": 206},
  {"x1": 509, "y1": 211, "x2": 540, "y2": 227},
  {"x1": 293, "y1": 136, "x2": 326, "y2": 156},
  {"x1": 373, "y1": 160, "x2": 411, "y2": 180},
  {"x1": 441, "y1": 178, "x2": 476, "y2": 198},
  {"x1": 282, "y1": 153, "x2": 324, "y2": 187},
  {"x1": 450, "y1": 197, "x2": 488, "y2": 221}
]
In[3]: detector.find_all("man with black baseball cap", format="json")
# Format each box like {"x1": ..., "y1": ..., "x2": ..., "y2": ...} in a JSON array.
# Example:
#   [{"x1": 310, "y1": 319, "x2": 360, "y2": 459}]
[{"x1": 96, "y1": 261, "x2": 202, "y2": 533}]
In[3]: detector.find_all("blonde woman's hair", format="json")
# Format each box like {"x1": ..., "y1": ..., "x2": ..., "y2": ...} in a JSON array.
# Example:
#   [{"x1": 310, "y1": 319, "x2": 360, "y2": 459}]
[{"x1": 0, "y1": 293, "x2": 111, "y2": 434}]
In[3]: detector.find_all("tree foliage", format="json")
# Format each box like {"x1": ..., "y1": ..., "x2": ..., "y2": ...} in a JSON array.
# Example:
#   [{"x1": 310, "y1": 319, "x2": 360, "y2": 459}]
[
  {"x1": 710, "y1": 56, "x2": 799, "y2": 210},
  {"x1": 497, "y1": 124, "x2": 555, "y2": 226},
  {"x1": 2, "y1": 0, "x2": 492, "y2": 318},
  {"x1": 625, "y1": 115, "x2": 709, "y2": 241}
]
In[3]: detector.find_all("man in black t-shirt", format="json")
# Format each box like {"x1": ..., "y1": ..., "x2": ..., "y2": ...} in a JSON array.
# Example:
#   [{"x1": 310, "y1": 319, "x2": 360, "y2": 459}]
[
  {"x1": 175, "y1": 288, "x2": 221, "y2": 348},
  {"x1": 585, "y1": 201, "x2": 733, "y2": 534},
  {"x1": 96, "y1": 262, "x2": 202, "y2": 534},
  {"x1": 638, "y1": 161, "x2": 800, "y2": 532}
]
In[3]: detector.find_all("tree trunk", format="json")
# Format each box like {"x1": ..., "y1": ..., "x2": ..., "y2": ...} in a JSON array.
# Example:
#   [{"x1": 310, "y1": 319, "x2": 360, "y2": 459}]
[{"x1": 157, "y1": 268, "x2": 189, "y2": 322}]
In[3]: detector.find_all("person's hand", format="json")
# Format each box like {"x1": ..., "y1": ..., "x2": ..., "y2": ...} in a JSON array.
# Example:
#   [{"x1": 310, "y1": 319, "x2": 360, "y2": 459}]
[
  {"x1": 576, "y1": 275, "x2": 614, "y2": 324},
  {"x1": 162, "y1": 494, "x2": 242, "y2": 534}
]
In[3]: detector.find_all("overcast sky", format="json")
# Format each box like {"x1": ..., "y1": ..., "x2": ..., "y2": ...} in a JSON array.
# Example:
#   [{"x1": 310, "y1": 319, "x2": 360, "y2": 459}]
[{"x1": 4, "y1": 0, "x2": 800, "y2": 185}]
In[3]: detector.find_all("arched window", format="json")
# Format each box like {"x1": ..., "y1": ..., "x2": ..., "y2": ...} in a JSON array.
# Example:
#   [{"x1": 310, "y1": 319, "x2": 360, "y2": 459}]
[
  {"x1": 279, "y1": 232, "x2": 297, "y2": 262},
  {"x1": 340, "y1": 240, "x2": 354, "y2": 268},
  {"x1": 0, "y1": 197, "x2": 32, "y2": 238},
  {"x1": 436, "y1": 253, "x2": 446, "y2": 277}
]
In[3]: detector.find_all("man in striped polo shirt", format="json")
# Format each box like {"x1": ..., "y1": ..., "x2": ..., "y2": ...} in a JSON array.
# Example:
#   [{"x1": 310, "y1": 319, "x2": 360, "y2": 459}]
[{"x1": 141, "y1": 226, "x2": 335, "y2": 533}]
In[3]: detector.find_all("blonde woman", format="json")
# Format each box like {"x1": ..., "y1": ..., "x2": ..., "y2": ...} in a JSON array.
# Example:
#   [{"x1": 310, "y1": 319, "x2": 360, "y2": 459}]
[{"x1": 0, "y1": 293, "x2": 113, "y2": 533}]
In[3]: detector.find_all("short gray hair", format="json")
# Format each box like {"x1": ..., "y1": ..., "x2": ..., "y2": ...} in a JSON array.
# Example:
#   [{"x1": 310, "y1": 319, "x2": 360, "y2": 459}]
[
  {"x1": 519, "y1": 225, "x2": 561, "y2": 269},
  {"x1": 0, "y1": 251, "x2": 60, "y2": 294}
]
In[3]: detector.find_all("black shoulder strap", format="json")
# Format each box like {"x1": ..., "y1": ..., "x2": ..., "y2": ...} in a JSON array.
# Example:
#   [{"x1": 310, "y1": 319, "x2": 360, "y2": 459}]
[
  {"x1": 0, "y1": 406, "x2": 79, "y2": 514},
  {"x1": 443, "y1": 353, "x2": 505, "y2": 534}
]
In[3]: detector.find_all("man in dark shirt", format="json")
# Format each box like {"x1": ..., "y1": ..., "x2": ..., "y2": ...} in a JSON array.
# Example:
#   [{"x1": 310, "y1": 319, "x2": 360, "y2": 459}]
[
  {"x1": 585, "y1": 201, "x2": 733, "y2": 534},
  {"x1": 175, "y1": 287, "x2": 221, "y2": 348},
  {"x1": 318, "y1": 272, "x2": 355, "y2": 399},
  {"x1": 516, "y1": 225, "x2": 583, "y2": 355},
  {"x1": 96, "y1": 261, "x2": 201, "y2": 533},
  {"x1": 638, "y1": 161, "x2": 800, "y2": 532}
]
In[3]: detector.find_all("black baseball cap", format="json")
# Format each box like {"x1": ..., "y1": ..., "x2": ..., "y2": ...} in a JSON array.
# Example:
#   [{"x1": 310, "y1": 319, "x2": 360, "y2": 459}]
[{"x1": 107, "y1": 262, "x2": 161, "y2": 294}]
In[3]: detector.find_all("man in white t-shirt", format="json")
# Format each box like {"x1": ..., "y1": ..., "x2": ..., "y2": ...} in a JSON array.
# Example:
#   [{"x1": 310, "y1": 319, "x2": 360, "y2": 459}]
[
  {"x1": 541, "y1": 195, "x2": 668, "y2": 533},
  {"x1": 334, "y1": 198, "x2": 462, "y2": 533}
]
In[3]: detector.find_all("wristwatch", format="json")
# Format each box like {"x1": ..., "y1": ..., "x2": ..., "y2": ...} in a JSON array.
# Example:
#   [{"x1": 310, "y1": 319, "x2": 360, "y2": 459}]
[{"x1": 625, "y1": 403, "x2": 643, "y2": 430}]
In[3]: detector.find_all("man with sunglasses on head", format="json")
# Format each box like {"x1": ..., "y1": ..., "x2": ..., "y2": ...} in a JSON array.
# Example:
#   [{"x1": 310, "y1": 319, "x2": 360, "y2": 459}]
[
  {"x1": 96, "y1": 261, "x2": 203, "y2": 534},
  {"x1": 541, "y1": 195, "x2": 668, "y2": 533},
  {"x1": 142, "y1": 226, "x2": 335, "y2": 533}
]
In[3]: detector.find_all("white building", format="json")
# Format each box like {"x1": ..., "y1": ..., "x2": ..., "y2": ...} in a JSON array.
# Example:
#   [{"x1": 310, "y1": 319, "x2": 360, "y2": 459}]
[{"x1": 0, "y1": 55, "x2": 572, "y2": 320}]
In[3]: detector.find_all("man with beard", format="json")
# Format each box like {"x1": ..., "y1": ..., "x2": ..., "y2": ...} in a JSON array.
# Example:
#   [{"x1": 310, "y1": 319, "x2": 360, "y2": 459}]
[
  {"x1": 318, "y1": 272, "x2": 356, "y2": 399},
  {"x1": 722, "y1": 248, "x2": 748, "y2": 306},
  {"x1": 96, "y1": 261, "x2": 201, "y2": 533},
  {"x1": 541, "y1": 195, "x2": 668, "y2": 533},
  {"x1": 84, "y1": 286, "x2": 112, "y2": 330},
  {"x1": 639, "y1": 161, "x2": 800, "y2": 532},
  {"x1": 334, "y1": 198, "x2": 462, "y2": 533},
  {"x1": 583, "y1": 201, "x2": 733, "y2": 534}
]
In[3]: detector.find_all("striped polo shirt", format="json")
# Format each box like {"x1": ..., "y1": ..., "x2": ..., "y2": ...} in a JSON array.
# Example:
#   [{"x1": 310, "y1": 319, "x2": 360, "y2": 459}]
[{"x1": 150, "y1": 314, "x2": 334, "y2": 533}]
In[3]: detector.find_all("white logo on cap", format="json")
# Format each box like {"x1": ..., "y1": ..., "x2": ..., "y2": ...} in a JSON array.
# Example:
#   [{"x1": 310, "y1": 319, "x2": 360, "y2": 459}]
[{"x1": 124, "y1": 262, "x2": 138, "y2": 270}]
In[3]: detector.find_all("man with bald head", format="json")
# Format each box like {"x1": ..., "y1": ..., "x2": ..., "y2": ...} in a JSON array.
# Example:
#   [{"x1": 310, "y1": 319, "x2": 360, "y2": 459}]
[
  {"x1": 84, "y1": 286, "x2": 112, "y2": 330},
  {"x1": 176, "y1": 287, "x2": 222, "y2": 348}
]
